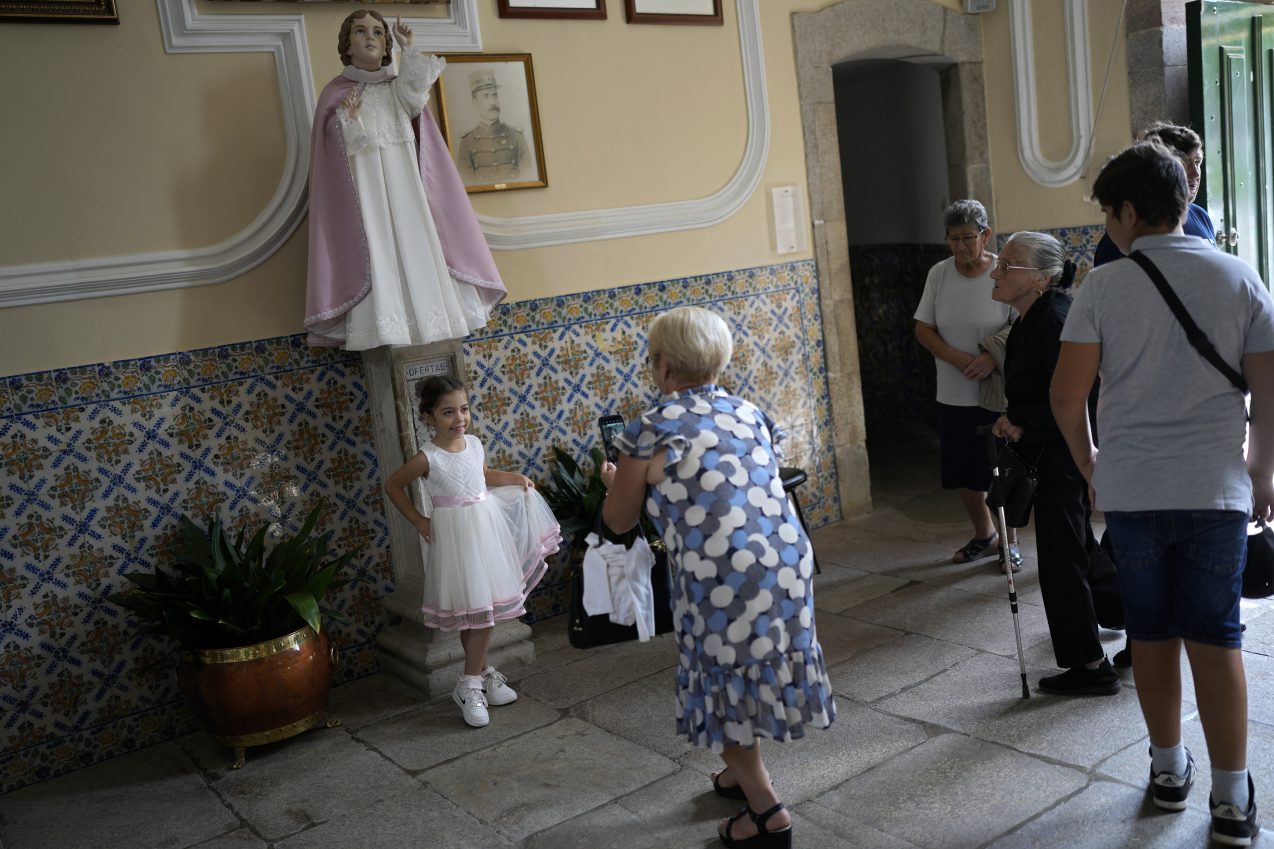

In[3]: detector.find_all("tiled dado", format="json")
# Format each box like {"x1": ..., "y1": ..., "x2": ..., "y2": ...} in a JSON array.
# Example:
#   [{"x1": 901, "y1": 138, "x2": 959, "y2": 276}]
[
  {"x1": 0, "y1": 258, "x2": 835, "y2": 792},
  {"x1": 998, "y1": 224, "x2": 1106, "y2": 285}
]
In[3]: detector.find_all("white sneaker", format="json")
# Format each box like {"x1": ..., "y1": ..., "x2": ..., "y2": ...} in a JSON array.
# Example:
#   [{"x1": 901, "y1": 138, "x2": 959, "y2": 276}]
[
  {"x1": 482, "y1": 667, "x2": 518, "y2": 706},
  {"x1": 452, "y1": 682, "x2": 489, "y2": 727}
]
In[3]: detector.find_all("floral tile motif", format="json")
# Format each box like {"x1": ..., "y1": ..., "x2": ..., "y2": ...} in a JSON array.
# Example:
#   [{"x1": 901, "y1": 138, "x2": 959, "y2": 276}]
[
  {"x1": 0, "y1": 259, "x2": 833, "y2": 794},
  {"x1": 997, "y1": 224, "x2": 1105, "y2": 286}
]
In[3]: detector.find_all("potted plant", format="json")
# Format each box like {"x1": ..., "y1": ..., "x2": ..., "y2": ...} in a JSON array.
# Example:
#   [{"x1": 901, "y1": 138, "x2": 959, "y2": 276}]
[
  {"x1": 542, "y1": 446, "x2": 609, "y2": 547},
  {"x1": 109, "y1": 503, "x2": 352, "y2": 768}
]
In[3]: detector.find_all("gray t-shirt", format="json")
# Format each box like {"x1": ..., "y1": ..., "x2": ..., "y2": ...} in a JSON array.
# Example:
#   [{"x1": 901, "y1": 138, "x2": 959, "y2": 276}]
[
  {"x1": 1061, "y1": 233, "x2": 1274, "y2": 512},
  {"x1": 914, "y1": 257, "x2": 1014, "y2": 407}
]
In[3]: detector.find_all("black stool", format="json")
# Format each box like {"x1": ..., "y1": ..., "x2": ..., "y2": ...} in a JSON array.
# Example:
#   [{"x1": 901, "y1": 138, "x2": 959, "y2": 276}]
[{"x1": 779, "y1": 467, "x2": 821, "y2": 574}]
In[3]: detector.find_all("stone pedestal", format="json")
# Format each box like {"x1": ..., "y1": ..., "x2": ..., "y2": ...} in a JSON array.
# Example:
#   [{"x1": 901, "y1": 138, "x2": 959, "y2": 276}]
[{"x1": 362, "y1": 343, "x2": 536, "y2": 698}]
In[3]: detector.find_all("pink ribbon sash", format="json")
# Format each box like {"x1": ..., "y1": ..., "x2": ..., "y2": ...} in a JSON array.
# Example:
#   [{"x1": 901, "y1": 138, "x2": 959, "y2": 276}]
[{"x1": 431, "y1": 492, "x2": 487, "y2": 509}]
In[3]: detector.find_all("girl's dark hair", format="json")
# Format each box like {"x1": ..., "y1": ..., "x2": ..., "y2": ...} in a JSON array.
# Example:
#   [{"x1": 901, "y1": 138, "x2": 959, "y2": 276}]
[
  {"x1": 338, "y1": 9, "x2": 394, "y2": 68},
  {"x1": 416, "y1": 375, "x2": 466, "y2": 418}
]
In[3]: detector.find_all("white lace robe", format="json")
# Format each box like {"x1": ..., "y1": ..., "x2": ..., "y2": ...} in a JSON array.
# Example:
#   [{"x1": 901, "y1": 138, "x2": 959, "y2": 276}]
[{"x1": 314, "y1": 51, "x2": 490, "y2": 350}]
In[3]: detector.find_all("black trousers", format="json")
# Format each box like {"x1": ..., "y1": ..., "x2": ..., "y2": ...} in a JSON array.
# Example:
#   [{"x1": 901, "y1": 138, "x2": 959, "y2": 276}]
[{"x1": 1033, "y1": 476, "x2": 1123, "y2": 669}]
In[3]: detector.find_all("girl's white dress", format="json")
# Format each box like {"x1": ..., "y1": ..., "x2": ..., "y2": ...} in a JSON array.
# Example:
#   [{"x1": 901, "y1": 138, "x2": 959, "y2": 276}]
[
  {"x1": 311, "y1": 51, "x2": 493, "y2": 351},
  {"x1": 419, "y1": 435, "x2": 561, "y2": 631}
]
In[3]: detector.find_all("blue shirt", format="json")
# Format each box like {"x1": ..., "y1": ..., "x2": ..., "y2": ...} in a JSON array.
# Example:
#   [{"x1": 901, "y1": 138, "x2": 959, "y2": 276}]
[{"x1": 1092, "y1": 203, "x2": 1217, "y2": 267}]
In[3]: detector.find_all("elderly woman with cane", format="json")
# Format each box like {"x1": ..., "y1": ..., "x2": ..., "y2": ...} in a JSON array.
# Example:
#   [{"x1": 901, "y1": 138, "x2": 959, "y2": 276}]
[
  {"x1": 601, "y1": 306, "x2": 835, "y2": 849},
  {"x1": 989, "y1": 232, "x2": 1123, "y2": 696}
]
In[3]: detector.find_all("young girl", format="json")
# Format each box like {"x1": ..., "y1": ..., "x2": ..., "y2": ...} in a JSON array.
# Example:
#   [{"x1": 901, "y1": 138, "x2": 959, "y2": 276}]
[{"x1": 384, "y1": 376, "x2": 560, "y2": 727}]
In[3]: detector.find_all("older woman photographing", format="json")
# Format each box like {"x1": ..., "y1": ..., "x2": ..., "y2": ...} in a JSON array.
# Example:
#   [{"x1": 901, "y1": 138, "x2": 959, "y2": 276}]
[{"x1": 601, "y1": 307, "x2": 835, "y2": 849}]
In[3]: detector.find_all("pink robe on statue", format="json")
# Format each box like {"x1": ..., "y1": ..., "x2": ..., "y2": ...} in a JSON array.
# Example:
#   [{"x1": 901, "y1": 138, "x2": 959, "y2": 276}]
[{"x1": 304, "y1": 59, "x2": 505, "y2": 348}]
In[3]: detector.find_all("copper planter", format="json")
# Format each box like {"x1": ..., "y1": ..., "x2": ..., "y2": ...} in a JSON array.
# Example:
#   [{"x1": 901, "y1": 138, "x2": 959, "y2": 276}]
[{"x1": 177, "y1": 625, "x2": 335, "y2": 768}]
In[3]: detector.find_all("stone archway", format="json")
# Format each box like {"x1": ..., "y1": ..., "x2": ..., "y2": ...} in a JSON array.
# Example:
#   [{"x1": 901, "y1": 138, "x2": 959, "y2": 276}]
[{"x1": 792, "y1": 0, "x2": 989, "y2": 517}]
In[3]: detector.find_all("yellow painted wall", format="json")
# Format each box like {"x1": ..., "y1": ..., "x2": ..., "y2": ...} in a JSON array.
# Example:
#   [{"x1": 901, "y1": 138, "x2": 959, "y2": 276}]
[{"x1": 0, "y1": 0, "x2": 1133, "y2": 376}]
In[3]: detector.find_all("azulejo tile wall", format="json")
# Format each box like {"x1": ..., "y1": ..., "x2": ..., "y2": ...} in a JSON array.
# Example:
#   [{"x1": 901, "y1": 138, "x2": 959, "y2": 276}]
[
  {"x1": 464, "y1": 260, "x2": 838, "y2": 622},
  {"x1": 0, "y1": 258, "x2": 836, "y2": 793}
]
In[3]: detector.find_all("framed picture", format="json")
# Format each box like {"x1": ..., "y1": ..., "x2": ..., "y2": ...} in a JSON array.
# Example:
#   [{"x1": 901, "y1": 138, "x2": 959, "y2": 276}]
[
  {"x1": 497, "y1": 0, "x2": 605, "y2": 19},
  {"x1": 624, "y1": 0, "x2": 721, "y2": 25},
  {"x1": 436, "y1": 54, "x2": 548, "y2": 194},
  {"x1": 0, "y1": 0, "x2": 118, "y2": 23}
]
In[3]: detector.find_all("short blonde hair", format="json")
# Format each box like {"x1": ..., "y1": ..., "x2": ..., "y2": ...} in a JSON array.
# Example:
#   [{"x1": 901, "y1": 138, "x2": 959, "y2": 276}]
[{"x1": 647, "y1": 306, "x2": 733, "y2": 384}]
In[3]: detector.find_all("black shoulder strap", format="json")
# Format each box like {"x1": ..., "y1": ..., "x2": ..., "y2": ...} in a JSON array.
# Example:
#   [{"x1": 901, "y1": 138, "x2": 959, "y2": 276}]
[{"x1": 1128, "y1": 250, "x2": 1249, "y2": 394}]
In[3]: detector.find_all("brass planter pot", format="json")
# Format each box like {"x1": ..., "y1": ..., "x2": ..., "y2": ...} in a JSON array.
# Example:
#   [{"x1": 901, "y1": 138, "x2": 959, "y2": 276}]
[{"x1": 177, "y1": 625, "x2": 335, "y2": 768}]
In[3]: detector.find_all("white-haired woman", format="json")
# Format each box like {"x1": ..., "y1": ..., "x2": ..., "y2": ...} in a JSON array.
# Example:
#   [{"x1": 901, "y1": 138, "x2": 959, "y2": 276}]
[
  {"x1": 990, "y1": 232, "x2": 1123, "y2": 696},
  {"x1": 601, "y1": 306, "x2": 834, "y2": 849}
]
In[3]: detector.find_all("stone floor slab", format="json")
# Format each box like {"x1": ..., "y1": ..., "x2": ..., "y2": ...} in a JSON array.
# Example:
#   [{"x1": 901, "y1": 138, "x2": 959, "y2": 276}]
[
  {"x1": 812, "y1": 613, "x2": 904, "y2": 667},
  {"x1": 572, "y1": 669, "x2": 687, "y2": 760},
  {"x1": 421, "y1": 717, "x2": 676, "y2": 841},
  {"x1": 516, "y1": 635, "x2": 679, "y2": 709},
  {"x1": 1097, "y1": 715, "x2": 1274, "y2": 816},
  {"x1": 793, "y1": 801, "x2": 925, "y2": 849},
  {"x1": 0, "y1": 743, "x2": 237, "y2": 849},
  {"x1": 274, "y1": 784, "x2": 515, "y2": 849},
  {"x1": 845, "y1": 581, "x2": 1052, "y2": 657},
  {"x1": 984, "y1": 780, "x2": 1217, "y2": 849},
  {"x1": 678, "y1": 700, "x2": 927, "y2": 804},
  {"x1": 813, "y1": 733, "x2": 1086, "y2": 849},
  {"x1": 196, "y1": 727, "x2": 418, "y2": 841},
  {"x1": 358, "y1": 691, "x2": 560, "y2": 772},
  {"x1": 189, "y1": 827, "x2": 269, "y2": 848},
  {"x1": 877, "y1": 652, "x2": 1175, "y2": 770},
  {"x1": 327, "y1": 673, "x2": 426, "y2": 732},
  {"x1": 815, "y1": 573, "x2": 912, "y2": 614},
  {"x1": 829, "y1": 633, "x2": 978, "y2": 703}
]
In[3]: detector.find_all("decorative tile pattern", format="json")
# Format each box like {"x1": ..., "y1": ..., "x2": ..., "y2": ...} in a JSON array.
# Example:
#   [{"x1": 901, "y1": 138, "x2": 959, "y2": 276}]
[
  {"x1": 997, "y1": 224, "x2": 1106, "y2": 287},
  {"x1": 0, "y1": 342, "x2": 393, "y2": 794},
  {"x1": 465, "y1": 260, "x2": 838, "y2": 624},
  {"x1": 0, "y1": 259, "x2": 835, "y2": 794}
]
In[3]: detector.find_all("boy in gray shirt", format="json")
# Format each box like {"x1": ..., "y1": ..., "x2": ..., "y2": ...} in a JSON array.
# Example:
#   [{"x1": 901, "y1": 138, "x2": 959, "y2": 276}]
[{"x1": 1052, "y1": 140, "x2": 1274, "y2": 846}]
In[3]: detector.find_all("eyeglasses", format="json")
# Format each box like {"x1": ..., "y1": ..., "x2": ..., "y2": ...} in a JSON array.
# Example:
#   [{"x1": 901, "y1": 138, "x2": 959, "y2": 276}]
[
  {"x1": 993, "y1": 259, "x2": 1042, "y2": 274},
  {"x1": 945, "y1": 232, "x2": 985, "y2": 246}
]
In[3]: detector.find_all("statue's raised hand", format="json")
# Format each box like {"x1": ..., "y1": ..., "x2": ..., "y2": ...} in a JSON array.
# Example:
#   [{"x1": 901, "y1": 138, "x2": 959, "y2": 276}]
[
  {"x1": 340, "y1": 87, "x2": 363, "y2": 120},
  {"x1": 394, "y1": 17, "x2": 413, "y2": 49}
]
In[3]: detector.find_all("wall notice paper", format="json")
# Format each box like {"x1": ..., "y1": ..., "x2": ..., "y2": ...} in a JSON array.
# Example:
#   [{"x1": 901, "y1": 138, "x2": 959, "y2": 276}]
[{"x1": 772, "y1": 185, "x2": 803, "y2": 254}]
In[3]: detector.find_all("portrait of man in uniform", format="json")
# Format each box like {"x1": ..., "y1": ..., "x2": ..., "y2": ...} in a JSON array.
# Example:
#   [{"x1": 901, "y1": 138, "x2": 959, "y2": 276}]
[{"x1": 436, "y1": 54, "x2": 548, "y2": 193}]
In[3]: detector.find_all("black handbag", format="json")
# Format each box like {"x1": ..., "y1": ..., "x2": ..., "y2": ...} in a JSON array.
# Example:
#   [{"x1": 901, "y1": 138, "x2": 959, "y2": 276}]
[
  {"x1": 1243, "y1": 521, "x2": 1274, "y2": 599},
  {"x1": 567, "y1": 516, "x2": 674, "y2": 649},
  {"x1": 1130, "y1": 251, "x2": 1273, "y2": 599},
  {"x1": 985, "y1": 442, "x2": 1043, "y2": 529}
]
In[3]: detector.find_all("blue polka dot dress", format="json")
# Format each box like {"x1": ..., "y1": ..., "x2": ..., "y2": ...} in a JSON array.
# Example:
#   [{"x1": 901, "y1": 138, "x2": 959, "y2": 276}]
[{"x1": 613, "y1": 385, "x2": 836, "y2": 750}]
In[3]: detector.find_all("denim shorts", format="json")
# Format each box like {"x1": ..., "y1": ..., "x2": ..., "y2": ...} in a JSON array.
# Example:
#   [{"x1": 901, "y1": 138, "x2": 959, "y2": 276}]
[{"x1": 1104, "y1": 510, "x2": 1248, "y2": 648}]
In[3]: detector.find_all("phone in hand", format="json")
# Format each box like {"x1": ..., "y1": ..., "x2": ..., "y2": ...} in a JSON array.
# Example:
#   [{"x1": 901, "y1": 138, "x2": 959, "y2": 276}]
[{"x1": 598, "y1": 414, "x2": 625, "y2": 463}]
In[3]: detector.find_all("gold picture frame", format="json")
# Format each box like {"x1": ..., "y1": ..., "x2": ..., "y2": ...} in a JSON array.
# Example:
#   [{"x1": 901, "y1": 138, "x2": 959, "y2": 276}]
[
  {"x1": 435, "y1": 53, "x2": 548, "y2": 194},
  {"x1": 0, "y1": 0, "x2": 118, "y2": 23}
]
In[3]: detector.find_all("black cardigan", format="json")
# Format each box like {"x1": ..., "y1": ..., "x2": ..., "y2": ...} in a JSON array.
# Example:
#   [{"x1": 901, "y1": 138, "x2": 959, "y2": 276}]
[{"x1": 1003, "y1": 289, "x2": 1080, "y2": 482}]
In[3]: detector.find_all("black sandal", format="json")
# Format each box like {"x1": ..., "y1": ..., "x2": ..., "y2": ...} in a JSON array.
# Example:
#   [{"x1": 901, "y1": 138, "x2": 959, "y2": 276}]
[
  {"x1": 718, "y1": 802, "x2": 792, "y2": 849},
  {"x1": 711, "y1": 769, "x2": 747, "y2": 800},
  {"x1": 953, "y1": 533, "x2": 999, "y2": 563}
]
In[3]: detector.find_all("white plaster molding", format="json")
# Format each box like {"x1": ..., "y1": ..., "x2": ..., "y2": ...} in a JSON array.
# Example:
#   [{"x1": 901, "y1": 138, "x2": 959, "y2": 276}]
[
  {"x1": 479, "y1": 0, "x2": 769, "y2": 249},
  {"x1": 0, "y1": 0, "x2": 482, "y2": 308},
  {"x1": 1008, "y1": 0, "x2": 1092, "y2": 187}
]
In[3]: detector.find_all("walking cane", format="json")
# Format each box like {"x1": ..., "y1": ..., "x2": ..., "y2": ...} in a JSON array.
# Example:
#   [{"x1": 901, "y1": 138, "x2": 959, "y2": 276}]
[{"x1": 978, "y1": 424, "x2": 1031, "y2": 700}]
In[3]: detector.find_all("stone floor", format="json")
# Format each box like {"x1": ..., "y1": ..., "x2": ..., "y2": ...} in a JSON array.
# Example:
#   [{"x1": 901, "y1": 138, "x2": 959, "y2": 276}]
[{"x1": 4, "y1": 424, "x2": 1274, "y2": 848}]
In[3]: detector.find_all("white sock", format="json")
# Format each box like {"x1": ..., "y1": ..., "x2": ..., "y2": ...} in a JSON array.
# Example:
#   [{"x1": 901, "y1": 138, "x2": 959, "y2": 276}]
[
  {"x1": 458, "y1": 674, "x2": 483, "y2": 690},
  {"x1": 1212, "y1": 768, "x2": 1251, "y2": 811},
  {"x1": 1151, "y1": 742, "x2": 1187, "y2": 777}
]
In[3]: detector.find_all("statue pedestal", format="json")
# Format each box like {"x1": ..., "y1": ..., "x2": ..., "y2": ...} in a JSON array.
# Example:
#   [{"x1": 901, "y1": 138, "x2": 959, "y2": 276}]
[{"x1": 361, "y1": 343, "x2": 536, "y2": 698}]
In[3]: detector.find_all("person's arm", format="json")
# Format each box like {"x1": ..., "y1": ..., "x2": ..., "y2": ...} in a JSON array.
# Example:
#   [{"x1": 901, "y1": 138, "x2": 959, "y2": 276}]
[
  {"x1": 600, "y1": 454, "x2": 654, "y2": 534},
  {"x1": 384, "y1": 451, "x2": 433, "y2": 542},
  {"x1": 1050, "y1": 342, "x2": 1102, "y2": 486},
  {"x1": 485, "y1": 468, "x2": 533, "y2": 490},
  {"x1": 1006, "y1": 315, "x2": 1064, "y2": 436},
  {"x1": 915, "y1": 320, "x2": 976, "y2": 372},
  {"x1": 1244, "y1": 350, "x2": 1274, "y2": 522}
]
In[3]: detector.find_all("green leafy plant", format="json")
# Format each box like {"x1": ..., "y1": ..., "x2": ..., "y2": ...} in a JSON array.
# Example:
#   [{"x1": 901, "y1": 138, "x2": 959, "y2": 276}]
[
  {"x1": 109, "y1": 504, "x2": 353, "y2": 650},
  {"x1": 542, "y1": 446, "x2": 608, "y2": 543}
]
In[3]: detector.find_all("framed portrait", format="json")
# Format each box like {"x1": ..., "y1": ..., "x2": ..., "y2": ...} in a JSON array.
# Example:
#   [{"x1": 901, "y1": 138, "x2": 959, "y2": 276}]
[
  {"x1": 0, "y1": 0, "x2": 118, "y2": 23},
  {"x1": 436, "y1": 54, "x2": 548, "y2": 194},
  {"x1": 624, "y1": 0, "x2": 721, "y2": 25},
  {"x1": 497, "y1": 0, "x2": 605, "y2": 19}
]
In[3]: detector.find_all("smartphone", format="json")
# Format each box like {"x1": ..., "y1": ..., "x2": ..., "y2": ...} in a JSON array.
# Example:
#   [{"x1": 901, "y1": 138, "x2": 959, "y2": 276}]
[{"x1": 598, "y1": 414, "x2": 625, "y2": 462}]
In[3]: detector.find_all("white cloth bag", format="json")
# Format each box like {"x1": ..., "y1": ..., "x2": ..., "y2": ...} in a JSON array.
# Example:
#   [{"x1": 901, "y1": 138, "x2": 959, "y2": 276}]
[{"x1": 580, "y1": 532, "x2": 657, "y2": 641}]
